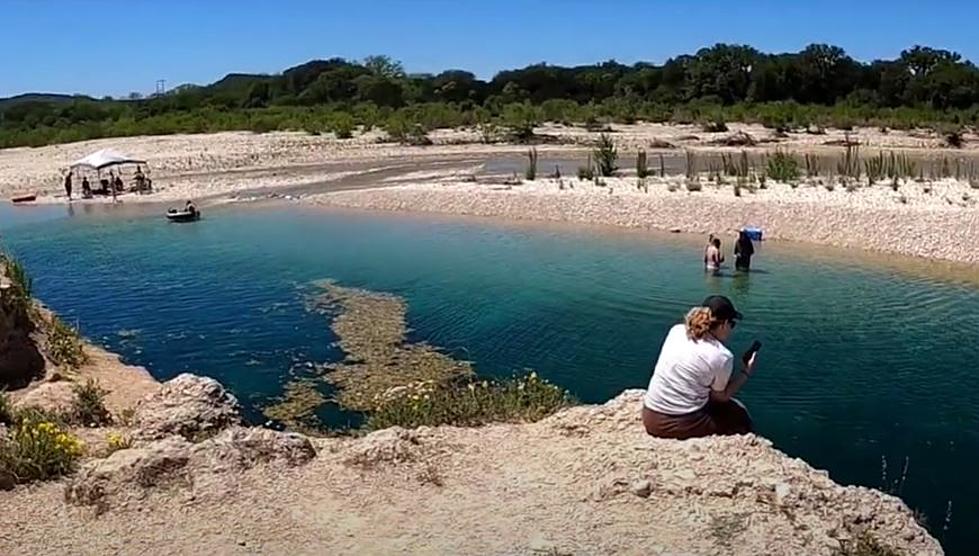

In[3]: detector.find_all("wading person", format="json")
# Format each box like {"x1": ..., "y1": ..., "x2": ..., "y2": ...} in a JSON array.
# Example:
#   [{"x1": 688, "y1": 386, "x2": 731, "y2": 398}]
[
  {"x1": 704, "y1": 238, "x2": 724, "y2": 271},
  {"x1": 642, "y1": 295, "x2": 757, "y2": 439},
  {"x1": 702, "y1": 233, "x2": 715, "y2": 266},
  {"x1": 734, "y1": 230, "x2": 755, "y2": 271}
]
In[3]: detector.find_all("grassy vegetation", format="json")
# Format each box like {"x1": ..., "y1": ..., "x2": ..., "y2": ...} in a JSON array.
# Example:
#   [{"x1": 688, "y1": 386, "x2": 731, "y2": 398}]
[
  {"x1": 365, "y1": 372, "x2": 573, "y2": 430},
  {"x1": 833, "y1": 532, "x2": 901, "y2": 556},
  {"x1": 0, "y1": 409, "x2": 84, "y2": 484},
  {"x1": 45, "y1": 315, "x2": 88, "y2": 369},
  {"x1": 2, "y1": 257, "x2": 32, "y2": 298},
  {"x1": 577, "y1": 154, "x2": 595, "y2": 180},
  {"x1": 766, "y1": 150, "x2": 801, "y2": 182}
]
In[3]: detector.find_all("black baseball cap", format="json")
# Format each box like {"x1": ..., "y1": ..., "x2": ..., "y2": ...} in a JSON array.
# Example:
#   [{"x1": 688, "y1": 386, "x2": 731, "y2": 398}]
[{"x1": 703, "y1": 295, "x2": 743, "y2": 322}]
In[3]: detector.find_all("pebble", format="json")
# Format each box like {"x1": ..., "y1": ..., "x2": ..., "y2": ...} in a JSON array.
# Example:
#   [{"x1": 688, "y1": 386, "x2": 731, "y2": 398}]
[
  {"x1": 630, "y1": 480, "x2": 653, "y2": 498},
  {"x1": 774, "y1": 482, "x2": 791, "y2": 505}
]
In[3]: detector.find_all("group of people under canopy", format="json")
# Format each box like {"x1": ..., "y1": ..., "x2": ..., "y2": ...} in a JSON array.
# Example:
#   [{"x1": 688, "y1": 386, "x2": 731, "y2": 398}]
[{"x1": 63, "y1": 148, "x2": 152, "y2": 201}]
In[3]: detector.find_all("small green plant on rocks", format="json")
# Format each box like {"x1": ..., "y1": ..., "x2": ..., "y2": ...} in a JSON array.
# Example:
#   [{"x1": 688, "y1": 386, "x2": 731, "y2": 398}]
[
  {"x1": 46, "y1": 315, "x2": 87, "y2": 369},
  {"x1": 69, "y1": 379, "x2": 111, "y2": 426},
  {"x1": 0, "y1": 417, "x2": 84, "y2": 484}
]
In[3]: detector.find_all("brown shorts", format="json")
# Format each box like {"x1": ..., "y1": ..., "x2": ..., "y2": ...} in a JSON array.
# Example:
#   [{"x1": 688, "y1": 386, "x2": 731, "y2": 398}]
[{"x1": 642, "y1": 400, "x2": 753, "y2": 440}]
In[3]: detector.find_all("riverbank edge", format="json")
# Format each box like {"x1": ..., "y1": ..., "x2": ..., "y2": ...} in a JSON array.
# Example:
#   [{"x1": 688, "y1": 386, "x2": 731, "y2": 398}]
[{"x1": 309, "y1": 179, "x2": 979, "y2": 266}]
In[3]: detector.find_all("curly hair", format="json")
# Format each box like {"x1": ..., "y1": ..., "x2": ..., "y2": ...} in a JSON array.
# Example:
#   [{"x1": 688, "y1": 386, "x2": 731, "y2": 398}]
[{"x1": 685, "y1": 306, "x2": 722, "y2": 340}]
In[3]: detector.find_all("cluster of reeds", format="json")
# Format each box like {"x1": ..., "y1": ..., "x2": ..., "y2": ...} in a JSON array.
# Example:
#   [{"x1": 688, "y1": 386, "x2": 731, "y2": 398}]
[
  {"x1": 864, "y1": 151, "x2": 918, "y2": 185},
  {"x1": 720, "y1": 151, "x2": 750, "y2": 178},
  {"x1": 577, "y1": 153, "x2": 595, "y2": 180},
  {"x1": 524, "y1": 147, "x2": 538, "y2": 181},
  {"x1": 636, "y1": 149, "x2": 650, "y2": 179}
]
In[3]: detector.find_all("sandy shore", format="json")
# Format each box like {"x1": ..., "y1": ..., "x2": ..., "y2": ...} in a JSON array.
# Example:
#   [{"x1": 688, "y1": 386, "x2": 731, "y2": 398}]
[
  {"x1": 309, "y1": 175, "x2": 979, "y2": 265},
  {"x1": 3, "y1": 124, "x2": 978, "y2": 265},
  {"x1": 3, "y1": 123, "x2": 978, "y2": 205}
]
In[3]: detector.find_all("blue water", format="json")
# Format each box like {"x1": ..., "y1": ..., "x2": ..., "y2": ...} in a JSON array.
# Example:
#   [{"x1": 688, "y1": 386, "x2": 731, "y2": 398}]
[{"x1": 2, "y1": 202, "x2": 978, "y2": 553}]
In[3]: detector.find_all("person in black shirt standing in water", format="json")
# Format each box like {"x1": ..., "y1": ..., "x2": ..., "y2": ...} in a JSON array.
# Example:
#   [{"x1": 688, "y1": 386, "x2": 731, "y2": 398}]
[{"x1": 734, "y1": 230, "x2": 755, "y2": 271}]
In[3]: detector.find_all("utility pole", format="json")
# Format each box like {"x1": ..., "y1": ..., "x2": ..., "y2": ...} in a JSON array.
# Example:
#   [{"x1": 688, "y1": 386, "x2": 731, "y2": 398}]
[{"x1": 155, "y1": 79, "x2": 166, "y2": 96}]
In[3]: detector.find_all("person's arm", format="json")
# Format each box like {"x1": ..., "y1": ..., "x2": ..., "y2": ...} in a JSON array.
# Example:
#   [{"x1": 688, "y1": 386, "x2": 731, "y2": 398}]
[
  {"x1": 710, "y1": 353, "x2": 757, "y2": 403},
  {"x1": 735, "y1": 242, "x2": 741, "y2": 256}
]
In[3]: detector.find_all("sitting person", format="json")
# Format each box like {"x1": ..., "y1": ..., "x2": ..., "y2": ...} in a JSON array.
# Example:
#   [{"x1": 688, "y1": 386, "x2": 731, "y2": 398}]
[
  {"x1": 81, "y1": 176, "x2": 92, "y2": 198},
  {"x1": 185, "y1": 200, "x2": 197, "y2": 214},
  {"x1": 113, "y1": 175, "x2": 124, "y2": 192},
  {"x1": 641, "y1": 295, "x2": 757, "y2": 439}
]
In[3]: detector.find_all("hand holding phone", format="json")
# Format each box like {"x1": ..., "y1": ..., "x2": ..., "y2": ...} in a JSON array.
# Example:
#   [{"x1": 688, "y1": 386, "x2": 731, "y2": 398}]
[{"x1": 742, "y1": 340, "x2": 762, "y2": 368}]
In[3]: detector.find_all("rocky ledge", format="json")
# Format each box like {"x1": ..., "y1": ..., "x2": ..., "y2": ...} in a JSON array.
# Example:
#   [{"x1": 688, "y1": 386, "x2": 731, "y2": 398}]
[{"x1": 1, "y1": 373, "x2": 942, "y2": 555}]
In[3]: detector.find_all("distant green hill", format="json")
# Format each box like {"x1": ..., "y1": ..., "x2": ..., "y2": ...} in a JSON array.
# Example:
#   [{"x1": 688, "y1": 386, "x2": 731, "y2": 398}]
[{"x1": 0, "y1": 93, "x2": 93, "y2": 108}]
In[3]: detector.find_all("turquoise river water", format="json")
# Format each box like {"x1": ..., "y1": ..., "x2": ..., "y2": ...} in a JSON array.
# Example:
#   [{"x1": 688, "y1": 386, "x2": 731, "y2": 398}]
[{"x1": 1, "y1": 202, "x2": 977, "y2": 553}]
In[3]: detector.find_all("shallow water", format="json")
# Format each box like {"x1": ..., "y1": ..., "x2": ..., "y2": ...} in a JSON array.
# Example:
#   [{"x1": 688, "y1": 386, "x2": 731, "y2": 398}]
[{"x1": 2, "y1": 202, "x2": 978, "y2": 552}]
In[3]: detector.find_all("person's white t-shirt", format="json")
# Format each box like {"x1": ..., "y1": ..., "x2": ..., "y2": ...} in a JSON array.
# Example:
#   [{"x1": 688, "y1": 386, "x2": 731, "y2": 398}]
[{"x1": 643, "y1": 324, "x2": 734, "y2": 415}]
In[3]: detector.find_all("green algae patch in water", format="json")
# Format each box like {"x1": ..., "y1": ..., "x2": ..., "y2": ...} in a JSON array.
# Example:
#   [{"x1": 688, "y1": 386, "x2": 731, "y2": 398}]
[
  {"x1": 266, "y1": 280, "x2": 476, "y2": 427},
  {"x1": 266, "y1": 280, "x2": 572, "y2": 431},
  {"x1": 263, "y1": 379, "x2": 328, "y2": 432},
  {"x1": 314, "y1": 280, "x2": 476, "y2": 412}
]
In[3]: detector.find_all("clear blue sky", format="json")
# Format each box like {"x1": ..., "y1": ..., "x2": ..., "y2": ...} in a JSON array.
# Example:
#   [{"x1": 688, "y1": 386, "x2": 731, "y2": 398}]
[{"x1": 3, "y1": 0, "x2": 978, "y2": 98}]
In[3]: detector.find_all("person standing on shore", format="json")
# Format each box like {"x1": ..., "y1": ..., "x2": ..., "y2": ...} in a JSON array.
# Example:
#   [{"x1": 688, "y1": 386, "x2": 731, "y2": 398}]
[
  {"x1": 641, "y1": 295, "x2": 756, "y2": 439},
  {"x1": 63, "y1": 171, "x2": 72, "y2": 201},
  {"x1": 734, "y1": 231, "x2": 755, "y2": 271}
]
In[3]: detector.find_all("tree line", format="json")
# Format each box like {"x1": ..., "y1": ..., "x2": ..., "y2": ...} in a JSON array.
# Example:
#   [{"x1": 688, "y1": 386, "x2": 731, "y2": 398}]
[{"x1": 3, "y1": 44, "x2": 979, "y2": 148}]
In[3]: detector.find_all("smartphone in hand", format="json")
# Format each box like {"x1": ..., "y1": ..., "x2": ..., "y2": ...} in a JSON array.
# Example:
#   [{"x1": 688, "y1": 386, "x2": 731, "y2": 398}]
[{"x1": 742, "y1": 340, "x2": 762, "y2": 365}]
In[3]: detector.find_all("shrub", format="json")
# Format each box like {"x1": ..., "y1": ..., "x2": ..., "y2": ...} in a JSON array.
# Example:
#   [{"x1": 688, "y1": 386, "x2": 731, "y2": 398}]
[
  {"x1": 946, "y1": 130, "x2": 964, "y2": 148},
  {"x1": 331, "y1": 114, "x2": 355, "y2": 139},
  {"x1": 365, "y1": 372, "x2": 572, "y2": 430},
  {"x1": 501, "y1": 102, "x2": 539, "y2": 142},
  {"x1": 525, "y1": 147, "x2": 538, "y2": 181},
  {"x1": 766, "y1": 150, "x2": 800, "y2": 182},
  {"x1": 46, "y1": 315, "x2": 87, "y2": 369},
  {"x1": 702, "y1": 120, "x2": 729, "y2": 133},
  {"x1": 1, "y1": 256, "x2": 32, "y2": 298},
  {"x1": 594, "y1": 134, "x2": 618, "y2": 177},
  {"x1": 685, "y1": 179, "x2": 703, "y2": 192},
  {"x1": 636, "y1": 149, "x2": 649, "y2": 179},
  {"x1": 69, "y1": 379, "x2": 111, "y2": 426},
  {"x1": 0, "y1": 419, "x2": 83, "y2": 483}
]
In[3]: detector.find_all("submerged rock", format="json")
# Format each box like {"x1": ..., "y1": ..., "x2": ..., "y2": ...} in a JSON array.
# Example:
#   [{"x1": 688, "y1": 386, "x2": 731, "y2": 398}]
[{"x1": 133, "y1": 373, "x2": 241, "y2": 441}]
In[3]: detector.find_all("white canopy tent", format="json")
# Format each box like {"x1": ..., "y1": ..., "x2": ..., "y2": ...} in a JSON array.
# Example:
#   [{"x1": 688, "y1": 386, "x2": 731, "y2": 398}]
[{"x1": 70, "y1": 148, "x2": 146, "y2": 172}]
